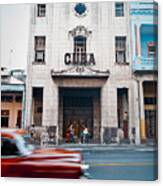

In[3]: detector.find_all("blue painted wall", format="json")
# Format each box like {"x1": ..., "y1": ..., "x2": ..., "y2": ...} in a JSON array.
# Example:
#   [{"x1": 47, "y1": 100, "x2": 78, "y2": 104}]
[
  {"x1": 130, "y1": 1, "x2": 158, "y2": 71},
  {"x1": 140, "y1": 24, "x2": 157, "y2": 58}
]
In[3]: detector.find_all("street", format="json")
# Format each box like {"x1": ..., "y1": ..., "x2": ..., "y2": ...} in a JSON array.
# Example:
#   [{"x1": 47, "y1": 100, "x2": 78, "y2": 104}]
[{"x1": 82, "y1": 147, "x2": 157, "y2": 180}]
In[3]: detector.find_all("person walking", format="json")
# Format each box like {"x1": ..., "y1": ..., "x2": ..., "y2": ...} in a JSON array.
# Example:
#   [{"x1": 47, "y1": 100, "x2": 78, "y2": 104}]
[
  {"x1": 29, "y1": 124, "x2": 36, "y2": 143},
  {"x1": 83, "y1": 127, "x2": 89, "y2": 144},
  {"x1": 69, "y1": 124, "x2": 75, "y2": 143},
  {"x1": 40, "y1": 127, "x2": 49, "y2": 147}
]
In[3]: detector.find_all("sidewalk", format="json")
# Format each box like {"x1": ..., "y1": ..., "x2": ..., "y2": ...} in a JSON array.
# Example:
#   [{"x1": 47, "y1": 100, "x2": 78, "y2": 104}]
[{"x1": 47, "y1": 143, "x2": 157, "y2": 152}]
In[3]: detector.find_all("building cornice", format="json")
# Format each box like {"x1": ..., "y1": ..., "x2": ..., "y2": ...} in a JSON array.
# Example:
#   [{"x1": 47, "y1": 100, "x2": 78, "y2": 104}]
[{"x1": 51, "y1": 66, "x2": 110, "y2": 78}]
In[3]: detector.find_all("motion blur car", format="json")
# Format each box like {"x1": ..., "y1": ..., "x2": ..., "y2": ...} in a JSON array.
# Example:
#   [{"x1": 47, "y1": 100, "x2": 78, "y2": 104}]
[{"x1": 1, "y1": 130, "x2": 89, "y2": 179}]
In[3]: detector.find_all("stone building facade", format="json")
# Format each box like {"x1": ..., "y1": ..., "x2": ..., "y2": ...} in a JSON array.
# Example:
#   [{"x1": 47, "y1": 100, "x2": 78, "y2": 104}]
[{"x1": 26, "y1": 1, "x2": 157, "y2": 145}]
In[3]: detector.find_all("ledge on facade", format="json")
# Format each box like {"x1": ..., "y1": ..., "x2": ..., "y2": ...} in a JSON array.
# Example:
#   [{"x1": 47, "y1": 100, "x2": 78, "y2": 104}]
[
  {"x1": 115, "y1": 62, "x2": 130, "y2": 65},
  {"x1": 32, "y1": 61, "x2": 46, "y2": 65},
  {"x1": 133, "y1": 69, "x2": 158, "y2": 74},
  {"x1": 51, "y1": 66, "x2": 110, "y2": 78}
]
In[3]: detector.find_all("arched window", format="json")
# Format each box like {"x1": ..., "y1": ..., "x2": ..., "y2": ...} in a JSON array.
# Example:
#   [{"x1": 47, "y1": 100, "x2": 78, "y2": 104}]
[{"x1": 74, "y1": 36, "x2": 86, "y2": 54}]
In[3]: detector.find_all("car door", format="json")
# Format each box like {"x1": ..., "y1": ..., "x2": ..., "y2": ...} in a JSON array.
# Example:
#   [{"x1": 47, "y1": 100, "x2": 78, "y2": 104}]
[{"x1": 1, "y1": 137, "x2": 23, "y2": 177}]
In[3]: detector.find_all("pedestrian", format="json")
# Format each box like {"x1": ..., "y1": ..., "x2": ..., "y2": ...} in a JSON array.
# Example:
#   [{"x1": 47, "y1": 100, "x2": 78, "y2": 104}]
[
  {"x1": 16, "y1": 122, "x2": 20, "y2": 128},
  {"x1": 40, "y1": 127, "x2": 49, "y2": 147},
  {"x1": 69, "y1": 124, "x2": 75, "y2": 143},
  {"x1": 117, "y1": 128, "x2": 124, "y2": 144},
  {"x1": 79, "y1": 120, "x2": 85, "y2": 144},
  {"x1": 130, "y1": 132, "x2": 135, "y2": 145},
  {"x1": 79, "y1": 130, "x2": 84, "y2": 144},
  {"x1": 83, "y1": 127, "x2": 89, "y2": 143},
  {"x1": 29, "y1": 124, "x2": 36, "y2": 143}
]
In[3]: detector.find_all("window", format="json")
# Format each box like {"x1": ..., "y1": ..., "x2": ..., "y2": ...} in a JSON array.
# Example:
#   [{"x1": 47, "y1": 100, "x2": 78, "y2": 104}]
[
  {"x1": 37, "y1": 4, "x2": 46, "y2": 17},
  {"x1": 35, "y1": 36, "x2": 46, "y2": 62},
  {"x1": 144, "y1": 97, "x2": 157, "y2": 105},
  {"x1": 148, "y1": 42, "x2": 156, "y2": 58},
  {"x1": 15, "y1": 95, "x2": 22, "y2": 102},
  {"x1": 1, "y1": 110, "x2": 9, "y2": 128},
  {"x1": 1, "y1": 138, "x2": 20, "y2": 156},
  {"x1": 115, "y1": 36, "x2": 126, "y2": 63},
  {"x1": 73, "y1": 36, "x2": 87, "y2": 64},
  {"x1": 115, "y1": 2, "x2": 124, "y2": 17},
  {"x1": 74, "y1": 36, "x2": 86, "y2": 53},
  {"x1": 37, "y1": 107, "x2": 43, "y2": 113},
  {"x1": 1, "y1": 95, "x2": 13, "y2": 102}
]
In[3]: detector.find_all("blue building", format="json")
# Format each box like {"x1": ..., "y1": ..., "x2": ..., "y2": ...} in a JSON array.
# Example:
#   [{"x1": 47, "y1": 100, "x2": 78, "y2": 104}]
[{"x1": 130, "y1": 1, "x2": 158, "y2": 143}]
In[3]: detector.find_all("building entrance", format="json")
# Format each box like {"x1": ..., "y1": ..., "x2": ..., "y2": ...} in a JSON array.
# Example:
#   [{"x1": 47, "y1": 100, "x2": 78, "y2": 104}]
[
  {"x1": 59, "y1": 88, "x2": 101, "y2": 143},
  {"x1": 63, "y1": 96, "x2": 93, "y2": 143},
  {"x1": 143, "y1": 81, "x2": 157, "y2": 141},
  {"x1": 117, "y1": 88, "x2": 129, "y2": 139}
]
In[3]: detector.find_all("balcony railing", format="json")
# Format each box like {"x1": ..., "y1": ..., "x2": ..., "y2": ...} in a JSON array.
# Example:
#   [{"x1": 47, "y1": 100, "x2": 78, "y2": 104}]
[{"x1": 132, "y1": 56, "x2": 158, "y2": 72}]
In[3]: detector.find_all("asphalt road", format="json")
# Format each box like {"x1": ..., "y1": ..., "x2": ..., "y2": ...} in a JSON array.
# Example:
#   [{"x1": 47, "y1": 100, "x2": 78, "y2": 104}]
[{"x1": 83, "y1": 148, "x2": 158, "y2": 180}]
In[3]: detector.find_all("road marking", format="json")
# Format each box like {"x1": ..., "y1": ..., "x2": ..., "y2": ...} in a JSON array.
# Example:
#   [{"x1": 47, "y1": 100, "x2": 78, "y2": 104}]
[{"x1": 90, "y1": 162, "x2": 157, "y2": 167}]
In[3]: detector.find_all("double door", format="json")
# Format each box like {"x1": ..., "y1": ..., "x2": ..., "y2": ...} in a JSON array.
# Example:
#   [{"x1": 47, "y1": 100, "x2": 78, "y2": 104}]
[{"x1": 63, "y1": 96, "x2": 93, "y2": 142}]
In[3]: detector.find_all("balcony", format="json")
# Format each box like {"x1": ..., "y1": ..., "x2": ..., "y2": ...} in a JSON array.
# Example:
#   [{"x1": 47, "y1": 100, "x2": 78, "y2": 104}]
[{"x1": 132, "y1": 56, "x2": 158, "y2": 72}]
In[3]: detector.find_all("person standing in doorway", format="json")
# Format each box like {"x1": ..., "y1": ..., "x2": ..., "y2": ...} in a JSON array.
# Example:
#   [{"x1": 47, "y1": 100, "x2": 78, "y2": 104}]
[{"x1": 69, "y1": 123, "x2": 75, "y2": 143}]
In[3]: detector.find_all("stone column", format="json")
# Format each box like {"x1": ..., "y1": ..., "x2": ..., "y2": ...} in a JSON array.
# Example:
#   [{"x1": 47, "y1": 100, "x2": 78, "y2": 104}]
[
  {"x1": 21, "y1": 86, "x2": 26, "y2": 128},
  {"x1": 42, "y1": 82, "x2": 59, "y2": 144},
  {"x1": 134, "y1": 80, "x2": 141, "y2": 145},
  {"x1": 101, "y1": 84, "x2": 110, "y2": 144},
  {"x1": 139, "y1": 81, "x2": 146, "y2": 142},
  {"x1": 25, "y1": 80, "x2": 33, "y2": 128},
  {"x1": 93, "y1": 95, "x2": 100, "y2": 143},
  {"x1": 58, "y1": 89, "x2": 63, "y2": 144},
  {"x1": 54, "y1": 86, "x2": 59, "y2": 145},
  {"x1": 128, "y1": 88, "x2": 133, "y2": 143},
  {"x1": 136, "y1": 24, "x2": 141, "y2": 59}
]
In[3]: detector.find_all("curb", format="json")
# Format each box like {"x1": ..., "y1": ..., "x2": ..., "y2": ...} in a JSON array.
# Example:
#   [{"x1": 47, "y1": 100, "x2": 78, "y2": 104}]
[{"x1": 45, "y1": 144, "x2": 157, "y2": 152}]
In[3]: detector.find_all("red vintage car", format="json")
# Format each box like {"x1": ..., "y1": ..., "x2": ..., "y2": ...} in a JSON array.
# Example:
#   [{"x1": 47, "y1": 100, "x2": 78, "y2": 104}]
[{"x1": 1, "y1": 130, "x2": 89, "y2": 179}]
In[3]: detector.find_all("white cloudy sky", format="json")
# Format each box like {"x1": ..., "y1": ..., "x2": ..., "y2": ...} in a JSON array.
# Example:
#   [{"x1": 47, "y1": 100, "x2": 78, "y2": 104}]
[{"x1": 0, "y1": 4, "x2": 30, "y2": 70}]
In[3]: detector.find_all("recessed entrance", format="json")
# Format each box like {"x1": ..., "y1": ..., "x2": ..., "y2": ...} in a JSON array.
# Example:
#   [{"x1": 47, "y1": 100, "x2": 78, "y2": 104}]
[
  {"x1": 59, "y1": 88, "x2": 101, "y2": 143},
  {"x1": 117, "y1": 88, "x2": 129, "y2": 139},
  {"x1": 143, "y1": 81, "x2": 157, "y2": 141}
]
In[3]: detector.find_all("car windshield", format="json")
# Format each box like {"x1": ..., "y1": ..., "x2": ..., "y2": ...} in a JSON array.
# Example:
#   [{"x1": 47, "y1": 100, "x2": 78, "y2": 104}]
[{"x1": 15, "y1": 134, "x2": 33, "y2": 156}]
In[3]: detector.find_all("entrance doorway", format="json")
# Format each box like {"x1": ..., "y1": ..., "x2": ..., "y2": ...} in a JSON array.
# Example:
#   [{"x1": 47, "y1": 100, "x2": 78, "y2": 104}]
[
  {"x1": 32, "y1": 87, "x2": 43, "y2": 126},
  {"x1": 143, "y1": 81, "x2": 157, "y2": 141},
  {"x1": 63, "y1": 96, "x2": 93, "y2": 142},
  {"x1": 59, "y1": 88, "x2": 101, "y2": 143},
  {"x1": 16, "y1": 110, "x2": 22, "y2": 128},
  {"x1": 117, "y1": 88, "x2": 129, "y2": 139}
]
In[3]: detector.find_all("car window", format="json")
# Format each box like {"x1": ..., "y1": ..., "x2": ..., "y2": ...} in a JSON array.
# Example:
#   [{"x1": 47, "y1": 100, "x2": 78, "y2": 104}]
[
  {"x1": 23, "y1": 134, "x2": 35, "y2": 149},
  {"x1": 1, "y1": 137, "x2": 20, "y2": 156}
]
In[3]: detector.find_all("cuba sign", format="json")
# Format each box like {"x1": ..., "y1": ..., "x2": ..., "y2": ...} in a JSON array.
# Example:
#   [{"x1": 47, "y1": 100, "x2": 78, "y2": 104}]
[{"x1": 64, "y1": 53, "x2": 95, "y2": 66}]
